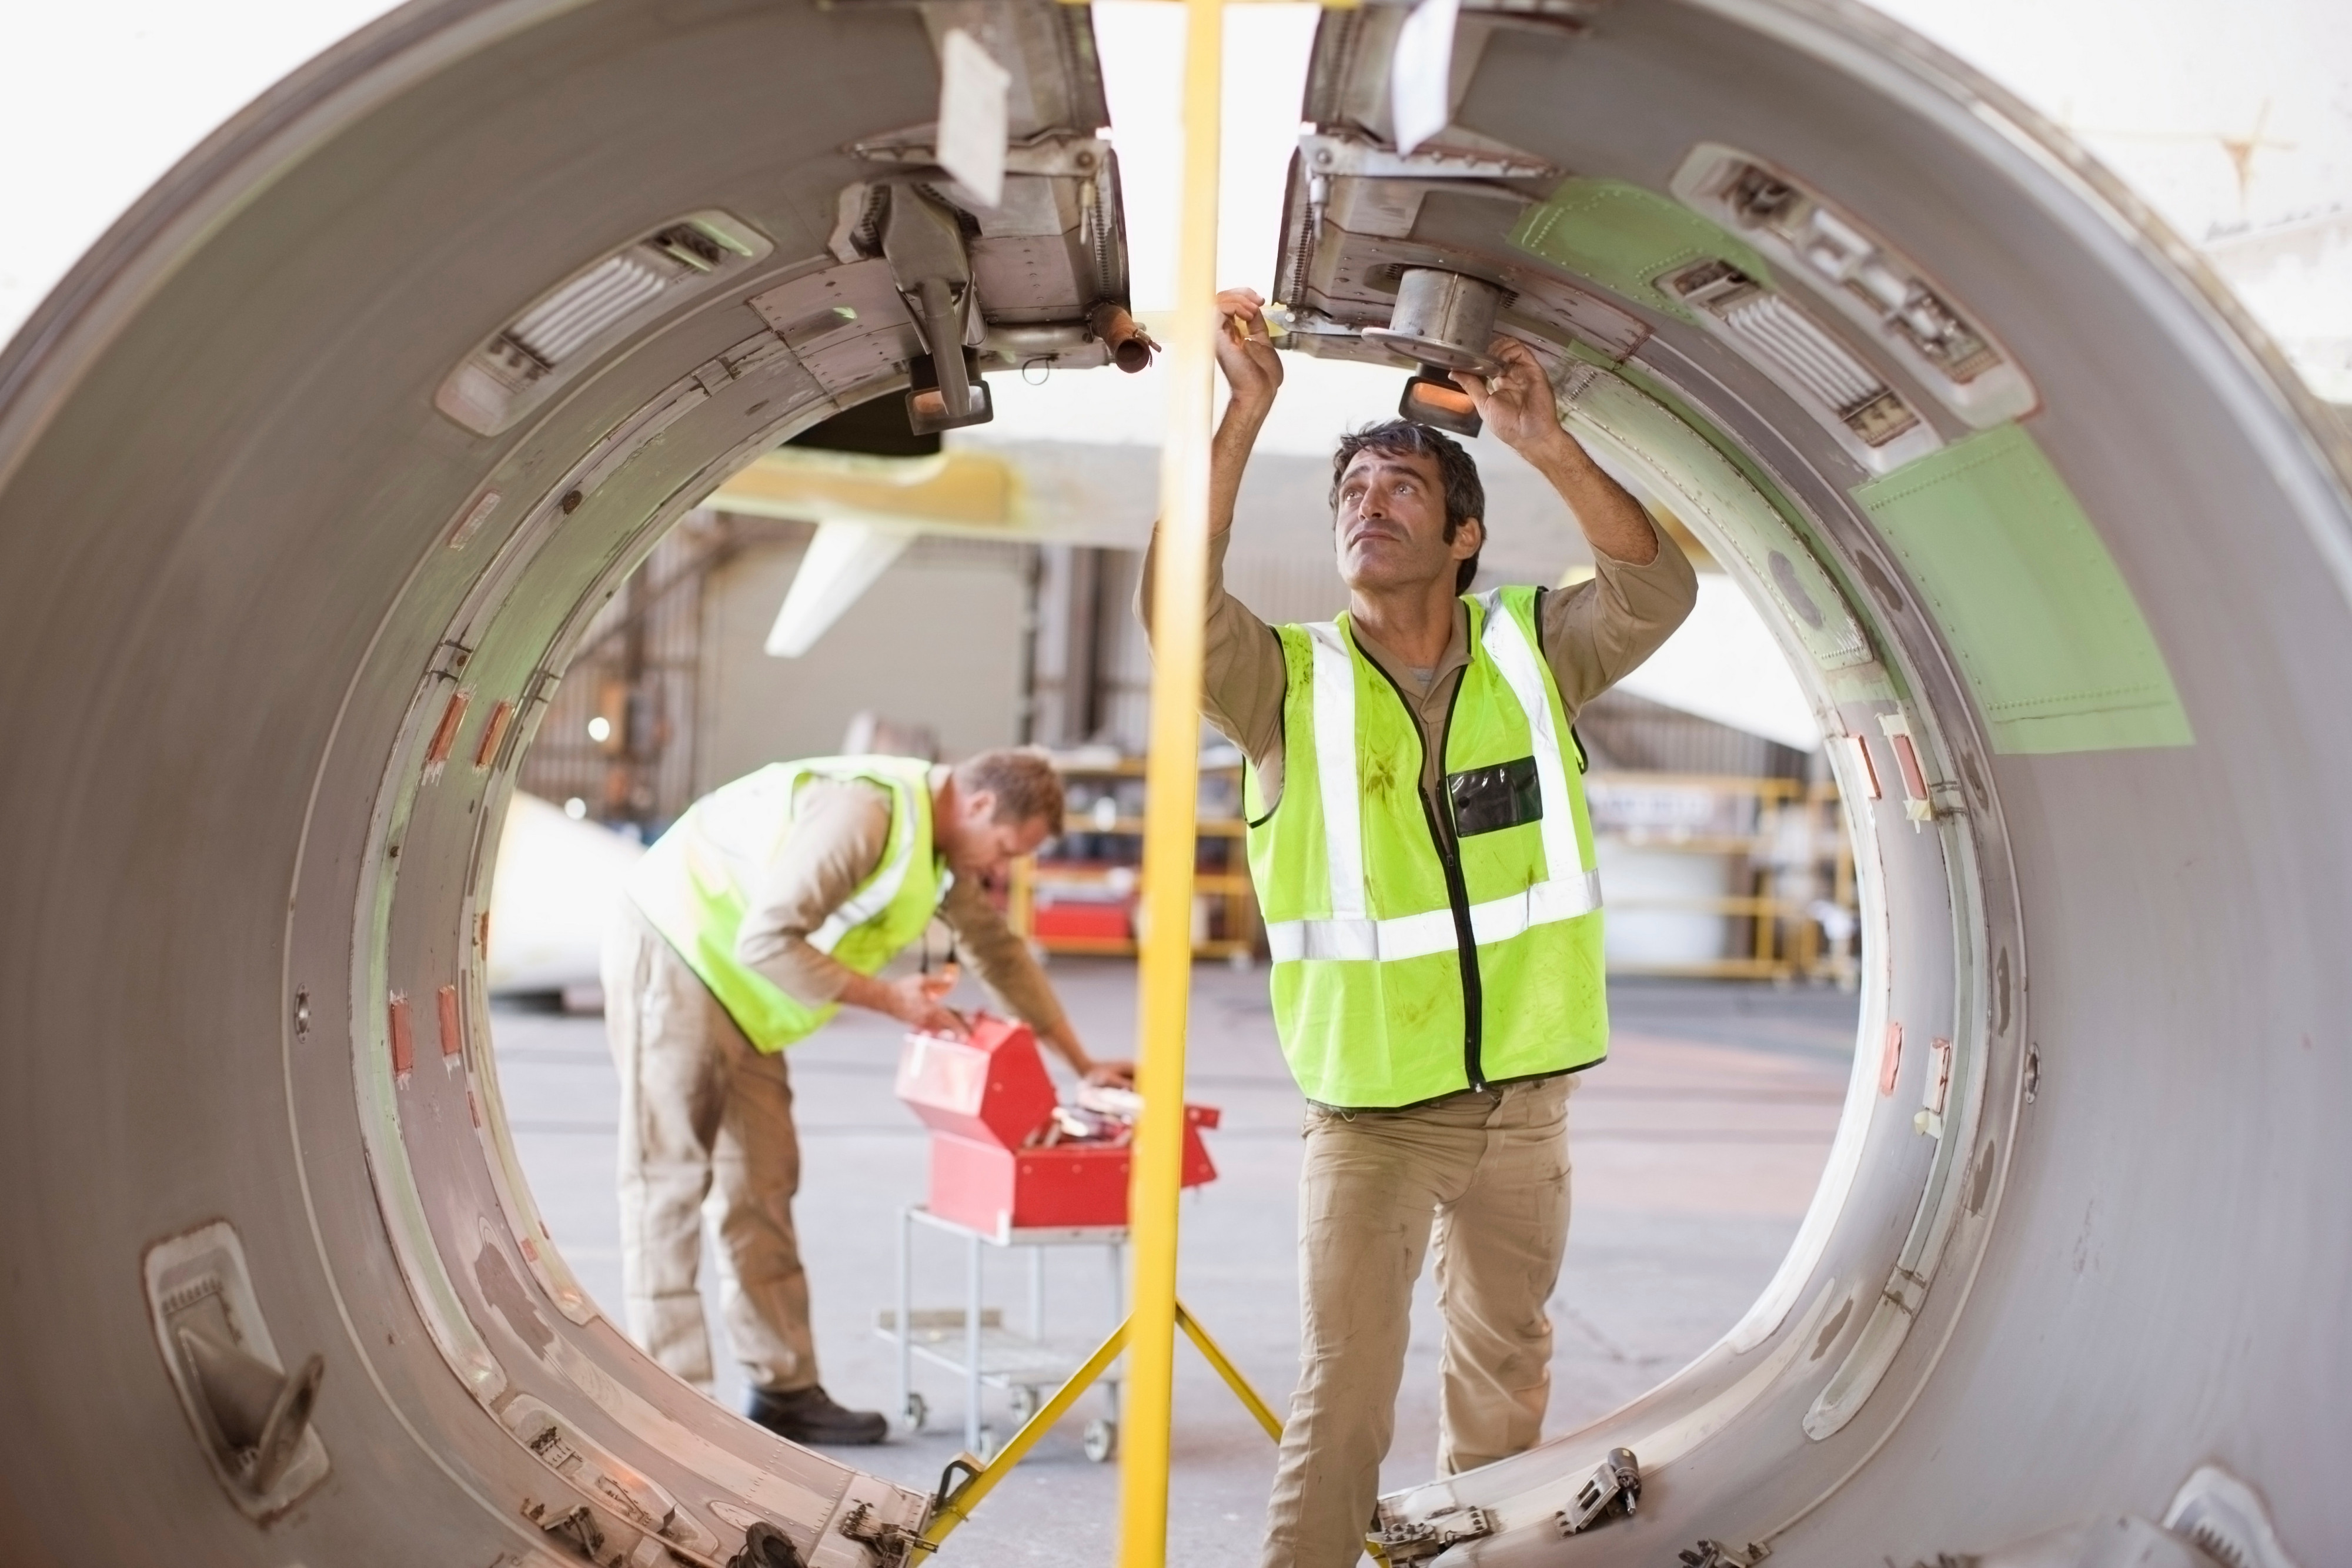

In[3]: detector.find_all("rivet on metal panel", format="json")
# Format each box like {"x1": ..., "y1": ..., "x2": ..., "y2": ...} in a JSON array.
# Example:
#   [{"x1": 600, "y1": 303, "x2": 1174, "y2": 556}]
[
  {"x1": 1877, "y1": 1022, "x2": 1903, "y2": 1095},
  {"x1": 437, "y1": 984, "x2": 463, "y2": 1063},
  {"x1": 473, "y1": 698, "x2": 516, "y2": 770},
  {"x1": 423, "y1": 688, "x2": 472, "y2": 783},
  {"x1": 389, "y1": 993, "x2": 415, "y2": 1084},
  {"x1": 293, "y1": 987, "x2": 310, "y2": 1040}
]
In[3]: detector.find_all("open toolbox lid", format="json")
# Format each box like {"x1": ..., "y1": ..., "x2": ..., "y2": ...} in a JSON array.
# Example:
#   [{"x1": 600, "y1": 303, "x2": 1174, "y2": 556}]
[
  {"x1": 893, "y1": 1015, "x2": 1060, "y2": 1148},
  {"x1": 893, "y1": 1015, "x2": 1221, "y2": 1152}
]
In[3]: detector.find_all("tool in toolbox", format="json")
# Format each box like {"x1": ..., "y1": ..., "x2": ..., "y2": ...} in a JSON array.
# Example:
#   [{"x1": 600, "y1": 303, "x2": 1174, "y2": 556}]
[{"x1": 880, "y1": 1018, "x2": 1283, "y2": 1553}]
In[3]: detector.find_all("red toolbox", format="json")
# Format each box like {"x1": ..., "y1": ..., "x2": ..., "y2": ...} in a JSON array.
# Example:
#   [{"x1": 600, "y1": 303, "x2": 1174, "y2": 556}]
[{"x1": 894, "y1": 1015, "x2": 1218, "y2": 1238}]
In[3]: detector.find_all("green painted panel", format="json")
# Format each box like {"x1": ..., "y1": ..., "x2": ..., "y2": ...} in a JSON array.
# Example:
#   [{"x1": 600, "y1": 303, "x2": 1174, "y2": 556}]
[
  {"x1": 1510, "y1": 179, "x2": 1772, "y2": 322},
  {"x1": 1567, "y1": 370, "x2": 1876, "y2": 676},
  {"x1": 1853, "y1": 425, "x2": 2193, "y2": 754},
  {"x1": 1579, "y1": 349, "x2": 1905, "y2": 701}
]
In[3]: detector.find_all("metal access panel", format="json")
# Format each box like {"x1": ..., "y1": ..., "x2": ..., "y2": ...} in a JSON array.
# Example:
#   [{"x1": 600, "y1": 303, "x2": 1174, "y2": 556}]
[{"x1": 143, "y1": 1222, "x2": 330, "y2": 1521}]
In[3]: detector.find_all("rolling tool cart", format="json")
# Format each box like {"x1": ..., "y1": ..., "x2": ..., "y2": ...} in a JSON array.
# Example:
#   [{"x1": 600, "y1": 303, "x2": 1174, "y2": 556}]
[{"x1": 877, "y1": 1016, "x2": 1220, "y2": 1459}]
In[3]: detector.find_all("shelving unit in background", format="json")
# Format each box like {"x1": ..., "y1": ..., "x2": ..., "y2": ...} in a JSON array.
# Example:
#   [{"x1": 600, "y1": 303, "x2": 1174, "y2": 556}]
[
  {"x1": 1006, "y1": 755, "x2": 1258, "y2": 964},
  {"x1": 1586, "y1": 772, "x2": 1858, "y2": 986}
]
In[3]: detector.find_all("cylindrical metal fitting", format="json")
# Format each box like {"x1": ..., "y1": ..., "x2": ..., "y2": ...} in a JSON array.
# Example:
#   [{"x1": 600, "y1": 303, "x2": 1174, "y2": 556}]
[
  {"x1": 1362, "y1": 268, "x2": 1504, "y2": 374},
  {"x1": 1088, "y1": 300, "x2": 1158, "y2": 373}
]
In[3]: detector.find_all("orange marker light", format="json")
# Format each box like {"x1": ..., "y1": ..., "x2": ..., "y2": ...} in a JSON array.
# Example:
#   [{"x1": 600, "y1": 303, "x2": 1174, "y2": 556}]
[
  {"x1": 1399, "y1": 372, "x2": 1481, "y2": 437},
  {"x1": 437, "y1": 983, "x2": 463, "y2": 1061},
  {"x1": 388, "y1": 993, "x2": 415, "y2": 1082},
  {"x1": 423, "y1": 688, "x2": 471, "y2": 781},
  {"x1": 473, "y1": 699, "x2": 515, "y2": 770}
]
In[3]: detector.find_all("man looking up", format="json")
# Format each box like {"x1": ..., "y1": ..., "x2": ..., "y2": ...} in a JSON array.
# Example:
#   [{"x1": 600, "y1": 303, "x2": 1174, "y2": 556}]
[
  {"x1": 1140, "y1": 289, "x2": 1696, "y2": 1566},
  {"x1": 605, "y1": 747, "x2": 1131, "y2": 1445}
]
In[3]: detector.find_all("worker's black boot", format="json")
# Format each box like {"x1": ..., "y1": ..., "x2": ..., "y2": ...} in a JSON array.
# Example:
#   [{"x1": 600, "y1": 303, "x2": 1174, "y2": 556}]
[{"x1": 745, "y1": 1385, "x2": 889, "y2": 1446}]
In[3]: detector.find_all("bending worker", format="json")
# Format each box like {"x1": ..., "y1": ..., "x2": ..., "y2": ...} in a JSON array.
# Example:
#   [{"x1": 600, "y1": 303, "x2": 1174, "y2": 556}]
[
  {"x1": 604, "y1": 747, "x2": 1130, "y2": 1445},
  {"x1": 1142, "y1": 289, "x2": 1696, "y2": 1566}
]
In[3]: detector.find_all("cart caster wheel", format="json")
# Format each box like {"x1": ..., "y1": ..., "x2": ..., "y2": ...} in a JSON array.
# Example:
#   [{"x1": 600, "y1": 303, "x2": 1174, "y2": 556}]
[
  {"x1": 1083, "y1": 1418, "x2": 1117, "y2": 1463},
  {"x1": 903, "y1": 1393, "x2": 927, "y2": 1433},
  {"x1": 1009, "y1": 1385, "x2": 1040, "y2": 1423}
]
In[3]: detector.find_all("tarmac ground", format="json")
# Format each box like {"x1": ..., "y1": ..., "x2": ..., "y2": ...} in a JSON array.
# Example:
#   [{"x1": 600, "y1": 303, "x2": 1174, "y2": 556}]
[{"x1": 492, "y1": 959, "x2": 1857, "y2": 1567}]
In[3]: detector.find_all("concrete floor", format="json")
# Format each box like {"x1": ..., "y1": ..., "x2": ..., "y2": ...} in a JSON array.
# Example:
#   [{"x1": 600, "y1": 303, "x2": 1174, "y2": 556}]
[{"x1": 492, "y1": 961, "x2": 1856, "y2": 1567}]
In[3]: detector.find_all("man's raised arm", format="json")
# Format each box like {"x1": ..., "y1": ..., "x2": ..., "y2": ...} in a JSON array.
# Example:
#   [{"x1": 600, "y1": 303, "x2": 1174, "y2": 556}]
[
  {"x1": 1459, "y1": 337, "x2": 1698, "y2": 708},
  {"x1": 1136, "y1": 287, "x2": 1292, "y2": 774}
]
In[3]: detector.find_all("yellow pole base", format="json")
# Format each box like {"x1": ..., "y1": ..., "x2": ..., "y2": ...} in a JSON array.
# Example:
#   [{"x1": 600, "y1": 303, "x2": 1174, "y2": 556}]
[{"x1": 918, "y1": 1300, "x2": 1282, "y2": 1554}]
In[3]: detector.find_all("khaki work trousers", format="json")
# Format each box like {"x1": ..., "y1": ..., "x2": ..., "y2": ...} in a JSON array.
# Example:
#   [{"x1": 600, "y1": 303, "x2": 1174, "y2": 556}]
[
  {"x1": 602, "y1": 907, "x2": 819, "y2": 1393},
  {"x1": 1262, "y1": 1075, "x2": 1575, "y2": 1568}
]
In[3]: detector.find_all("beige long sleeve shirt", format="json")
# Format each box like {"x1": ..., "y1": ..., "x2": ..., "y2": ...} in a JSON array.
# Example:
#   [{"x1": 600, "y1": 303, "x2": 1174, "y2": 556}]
[
  {"x1": 1140, "y1": 526, "x2": 1699, "y2": 827},
  {"x1": 731, "y1": 775, "x2": 1069, "y2": 1037}
]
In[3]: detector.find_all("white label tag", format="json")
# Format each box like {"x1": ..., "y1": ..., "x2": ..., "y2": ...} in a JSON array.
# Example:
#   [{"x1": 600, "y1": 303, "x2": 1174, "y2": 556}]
[
  {"x1": 1390, "y1": 0, "x2": 1461, "y2": 156},
  {"x1": 937, "y1": 28, "x2": 1010, "y2": 209}
]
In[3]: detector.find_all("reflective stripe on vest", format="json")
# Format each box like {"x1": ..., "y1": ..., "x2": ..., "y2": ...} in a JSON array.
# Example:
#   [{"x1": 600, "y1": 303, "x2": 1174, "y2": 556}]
[
  {"x1": 808, "y1": 812, "x2": 919, "y2": 955},
  {"x1": 1262, "y1": 597, "x2": 1602, "y2": 965},
  {"x1": 1246, "y1": 584, "x2": 1609, "y2": 1108}
]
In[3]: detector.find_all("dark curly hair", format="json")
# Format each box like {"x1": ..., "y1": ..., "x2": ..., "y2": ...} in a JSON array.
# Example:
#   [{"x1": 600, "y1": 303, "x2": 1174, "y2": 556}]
[{"x1": 1328, "y1": 420, "x2": 1486, "y2": 593}]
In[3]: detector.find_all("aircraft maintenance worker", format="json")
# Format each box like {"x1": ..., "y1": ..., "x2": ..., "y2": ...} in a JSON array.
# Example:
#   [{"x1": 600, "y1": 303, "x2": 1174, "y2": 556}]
[
  {"x1": 1141, "y1": 288, "x2": 1697, "y2": 1567},
  {"x1": 603, "y1": 747, "x2": 1132, "y2": 1445}
]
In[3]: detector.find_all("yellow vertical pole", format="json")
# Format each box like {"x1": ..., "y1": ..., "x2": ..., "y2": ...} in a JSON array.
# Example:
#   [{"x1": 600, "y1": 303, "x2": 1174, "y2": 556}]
[{"x1": 1117, "y1": 0, "x2": 1222, "y2": 1560}]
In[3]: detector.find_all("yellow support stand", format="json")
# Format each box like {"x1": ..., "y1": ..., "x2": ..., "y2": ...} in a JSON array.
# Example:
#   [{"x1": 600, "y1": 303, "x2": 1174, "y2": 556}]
[
  {"x1": 1118, "y1": 0, "x2": 1225, "y2": 1564},
  {"x1": 917, "y1": 1300, "x2": 1281, "y2": 1552}
]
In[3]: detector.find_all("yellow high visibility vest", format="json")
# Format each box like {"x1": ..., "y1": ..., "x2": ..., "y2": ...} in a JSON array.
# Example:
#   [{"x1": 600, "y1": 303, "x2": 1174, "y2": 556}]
[
  {"x1": 627, "y1": 755, "x2": 945, "y2": 1052},
  {"x1": 1245, "y1": 586, "x2": 1608, "y2": 1107}
]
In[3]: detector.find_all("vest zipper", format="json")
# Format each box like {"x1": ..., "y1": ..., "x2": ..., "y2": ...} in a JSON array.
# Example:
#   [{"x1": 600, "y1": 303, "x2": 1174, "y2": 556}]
[
  {"x1": 1419, "y1": 784, "x2": 1484, "y2": 1090},
  {"x1": 1360, "y1": 638, "x2": 1485, "y2": 1092}
]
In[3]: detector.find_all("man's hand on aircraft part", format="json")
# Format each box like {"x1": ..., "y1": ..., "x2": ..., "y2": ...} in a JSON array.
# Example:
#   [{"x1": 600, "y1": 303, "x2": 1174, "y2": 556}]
[
  {"x1": 1201, "y1": 286, "x2": 1283, "y2": 539},
  {"x1": 1081, "y1": 1058, "x2": 1137, "y2": 1089},
  {"x1": 1214, "y1": 286, "x2": 1284, "y2": 411},
  {"x1": 1454, "y1": 337, "x2": 1574, "y2": 461},
  {"x1": 1460, "y1": 335, "x2": 1661, "y2": 565}
]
